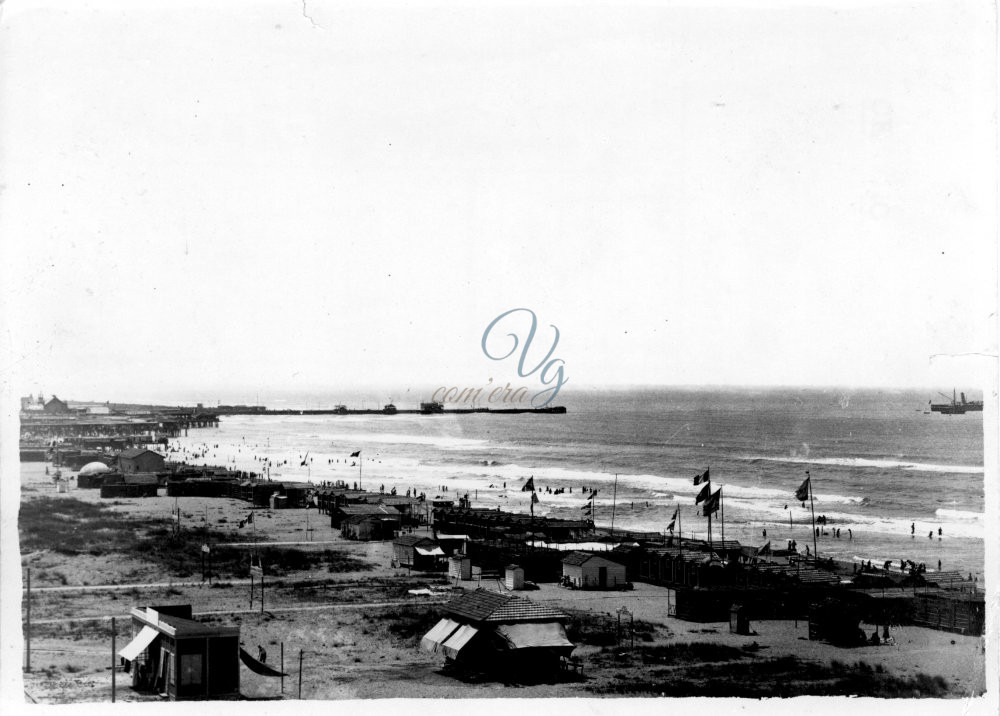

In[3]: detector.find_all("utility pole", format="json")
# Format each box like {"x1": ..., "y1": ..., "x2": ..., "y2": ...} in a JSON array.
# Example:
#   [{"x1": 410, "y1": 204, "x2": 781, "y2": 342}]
[
  {"x1": 111, "y1": 617, "x2": 116, "y2": 703},
  {"x1": 298, "y1": 650, "x2": 304, "y2": 699},
  {"x1": 808, "y1": 471, "x2": 818, "y2": 561},
  {"x1": 280, "y1": 643, "x2": 284, "y2": 695},
  {"x1": 25, "y1": 568, "x2": 31, "y2": 672},
  {"x1": 610, "y1": 473, "x2": 618, "y2": 536}
]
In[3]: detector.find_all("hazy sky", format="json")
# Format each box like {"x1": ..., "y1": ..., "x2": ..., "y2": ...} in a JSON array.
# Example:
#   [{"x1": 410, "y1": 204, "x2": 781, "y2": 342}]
[{"x1": 1, "y1": 0, "x2": 997, "y2": 403}]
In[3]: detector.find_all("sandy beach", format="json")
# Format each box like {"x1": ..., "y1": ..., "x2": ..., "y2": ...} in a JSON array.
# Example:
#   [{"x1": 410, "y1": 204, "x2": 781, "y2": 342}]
[{"x1": 17, "y1": 462, "x2": 985, "y2": 702}]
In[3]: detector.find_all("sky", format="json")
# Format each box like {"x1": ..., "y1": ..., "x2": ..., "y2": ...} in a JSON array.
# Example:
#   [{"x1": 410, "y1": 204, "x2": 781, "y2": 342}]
[{"x1": 1, "y1": 0, "x2": 997, "y2": 404}]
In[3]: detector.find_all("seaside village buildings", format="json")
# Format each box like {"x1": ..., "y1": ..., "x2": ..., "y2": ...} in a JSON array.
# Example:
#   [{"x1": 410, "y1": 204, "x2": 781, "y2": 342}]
[{"x1": 19, "y1": 396, "x2": 987, "y2": 698}]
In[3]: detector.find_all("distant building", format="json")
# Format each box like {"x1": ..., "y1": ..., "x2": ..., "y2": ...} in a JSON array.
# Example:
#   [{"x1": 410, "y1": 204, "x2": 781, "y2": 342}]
[
  {"x1": 44, "y1": 395, "x2": 69, "y2": 414},
  {"x1": 118, "y1": 448, "x2": 166, "y2": 474},
  {"x1": 560, "y1": 551, "x2": 627, "y2": 589}
]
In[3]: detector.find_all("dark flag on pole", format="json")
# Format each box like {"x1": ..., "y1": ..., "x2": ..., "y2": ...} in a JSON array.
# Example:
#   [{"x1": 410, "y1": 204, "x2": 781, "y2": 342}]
[
  {"x1": 670, "y1": 507, "x2": 679, "y2": 520},
  {"x1": 695, "y1": 482, "x2": 712, "y2": 504},
  {"x1": 300, "y1": 453, "x2": 310, "y2": 467},
  {"x1": 795, "y1": 476, "x2": 811, "y2": 502},
  {"x1": 581, "y1": 501, "x2": 593, "y2": 511},
  {"x1": 702, "y1": 488, "x2": 721, "y2": 516},
  {"x1": 350, "y1": 450, "x2": 361, "y2": 458},
  {"x1": 588, "y1": 489, "x2": 598, "y2": 500},
  {"x1": 531, "y1": 492, "x2": 540, "y2": 504},
  {"x1": 667, "y1": 519, "x2": 675, "y2": 532},
  {"x1": 522, "y1": 476, "x2": 536, "y2": 492},
  {"x1": 693, "y1": 468, "x2": 710, "y2": 485}
]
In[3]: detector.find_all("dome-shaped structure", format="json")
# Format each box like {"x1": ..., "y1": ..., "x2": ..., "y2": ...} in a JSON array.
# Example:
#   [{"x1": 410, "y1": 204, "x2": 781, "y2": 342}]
[{"x1": 79, "y1": 461, "x2": 111, "y2": 476}]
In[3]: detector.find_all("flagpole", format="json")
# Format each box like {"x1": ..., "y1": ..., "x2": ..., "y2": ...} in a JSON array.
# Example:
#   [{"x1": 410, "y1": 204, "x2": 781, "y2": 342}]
[
  {"x1": 610, "y1": 473, "x2": 618, "y2": 537},
  {"x1": 720, "y1": 487, "x2": 725, "y2": 549},
  {"x1": 678, "y1": 503, "x2": 683, "y2": 558},
  {"x1": 707, "y1": 486, "x2": 713, "y2": 556},
  {"x1": 807, "y1": 471, "x2": 817, "y2": 561}
]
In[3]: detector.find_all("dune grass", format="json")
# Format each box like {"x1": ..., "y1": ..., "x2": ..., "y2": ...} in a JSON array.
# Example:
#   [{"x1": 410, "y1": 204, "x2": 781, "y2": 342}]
[{"x1": 20, "y1": 496, "x2": 371, "y2": 581}]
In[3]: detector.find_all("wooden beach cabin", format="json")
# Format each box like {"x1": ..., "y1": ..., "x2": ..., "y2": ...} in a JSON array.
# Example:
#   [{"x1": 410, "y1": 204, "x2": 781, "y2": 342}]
[
  {"x1": 421, "y1": 589, "x2": 575, "y2": 679},
  {"x1": 393, "y1": 535, "x2": 445, "y2": 570},
  {"x1": 561, "y1": 551, "x2": 627, "y2": 589},
  {"x1": 118, "y1": 448, "x2": 166, "y2": 474},
  {"x1": 119, "y1": 605, "x2": 240, "y2": 700}
]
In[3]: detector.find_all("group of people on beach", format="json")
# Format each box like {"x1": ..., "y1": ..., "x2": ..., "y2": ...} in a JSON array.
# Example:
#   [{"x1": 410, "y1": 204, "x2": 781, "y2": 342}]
[{"x1": 911, "y1": 523, "x2": 943, "y2": 540}]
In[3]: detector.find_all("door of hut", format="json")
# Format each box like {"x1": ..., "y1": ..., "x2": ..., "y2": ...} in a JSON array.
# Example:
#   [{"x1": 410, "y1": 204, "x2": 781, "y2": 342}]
[{"x1": 598, "y1": 566, "x2": 607, "y2": 588}]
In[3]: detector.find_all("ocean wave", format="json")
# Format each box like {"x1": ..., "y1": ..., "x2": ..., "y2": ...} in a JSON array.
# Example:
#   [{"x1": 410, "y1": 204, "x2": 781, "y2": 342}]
[
  {"x1": 934, "y1": 508, "x2": 983, "y2": 521},
  {"x1": 745, "y1": 456, "x2": 984, "y2": 474}
]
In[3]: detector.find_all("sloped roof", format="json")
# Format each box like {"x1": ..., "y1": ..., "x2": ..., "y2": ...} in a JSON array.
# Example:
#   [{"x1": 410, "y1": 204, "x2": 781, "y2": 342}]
[
  {"x1": 560, "y1": 550, "x2": 619, "y2": 567},
  {"x1": 120, "y1": 448, "x2": 163, "y2": 460},
  {"x1": 337, "y1": 504, "x2": 392, "y2": 516},
  {"x1": 394, "y1": 534, "x2": 437, "y2": 548},
  {"x1": 444, "y1": 588, "x2": 567, "y2": 624}
]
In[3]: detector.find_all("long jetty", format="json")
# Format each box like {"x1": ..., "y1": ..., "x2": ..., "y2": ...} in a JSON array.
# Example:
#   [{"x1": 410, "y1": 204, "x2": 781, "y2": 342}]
[{"x1": 216, "y1": 406, "x2": 567, "y2": 416}]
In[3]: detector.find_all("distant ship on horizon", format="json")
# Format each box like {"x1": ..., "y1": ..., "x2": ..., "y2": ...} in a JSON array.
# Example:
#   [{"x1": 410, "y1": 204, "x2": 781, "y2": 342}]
[{"x1": 929, "y1": 389, "x2": 983, "y2": 415}]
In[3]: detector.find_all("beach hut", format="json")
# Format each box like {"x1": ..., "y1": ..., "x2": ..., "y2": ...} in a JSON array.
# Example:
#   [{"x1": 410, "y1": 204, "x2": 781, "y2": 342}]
[
  {"x1": 341, "y1": 510, "x2": 401, "y2": 540},
  {"x1": 449, "y1": 555, "x2": 472, "y2": 581},
  {"x1": 393, "y1": 535, "x2": 445, "y2": 570},
  {"x1": 729, "y1": 604, "x2": 750, "y2": 635},
  {"x1": 505, "y1": 565, "x2": 525, "y2": 590},
  {"x1": 118, "y1": 448, "x2": 166, "y2": 474},
  {"x1": 100, "y1": 474, "x2": 159, "y2": 498},
  {"x1": 119, "y1": 605, "x2": 240, "y2": 700},
  {"x1": 560, "y1": 552, "x2": 627, "y2": 589},
  {"x1": 421, "y1": 588, "x2": 575, "y2": 679}
]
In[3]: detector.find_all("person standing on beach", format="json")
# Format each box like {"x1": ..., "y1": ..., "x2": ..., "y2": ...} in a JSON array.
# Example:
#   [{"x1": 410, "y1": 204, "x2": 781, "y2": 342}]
[
  {"x1": 911, "y1": 522, "x2": 915, "y2": 536},
  {"x1": 848, "y1": 528, "x2": 852, "y2": 540}
]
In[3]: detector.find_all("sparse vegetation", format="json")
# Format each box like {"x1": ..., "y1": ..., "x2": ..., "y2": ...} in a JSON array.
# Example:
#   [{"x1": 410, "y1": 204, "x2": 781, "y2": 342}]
[
  {"x1": 19, "y1": 496, "x2": 373, "y2": 582},
  {"x1": 585, "y1": 651, "x2": 951, "y2": 697}
]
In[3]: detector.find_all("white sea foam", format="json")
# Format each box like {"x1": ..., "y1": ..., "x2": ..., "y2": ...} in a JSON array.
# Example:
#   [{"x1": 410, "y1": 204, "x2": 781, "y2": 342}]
[
  {"x1": 745, "y1": 455, "x2": 983, "y2": 474},
  {"x1": 934, "y1": 508, "x2": 983, "y2": 521}
]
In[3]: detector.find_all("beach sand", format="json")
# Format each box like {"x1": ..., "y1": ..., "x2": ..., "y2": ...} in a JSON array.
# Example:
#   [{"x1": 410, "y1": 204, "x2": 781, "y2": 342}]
[{"x1": 17, "y1": 462, "x2": 986, "y2": 702}]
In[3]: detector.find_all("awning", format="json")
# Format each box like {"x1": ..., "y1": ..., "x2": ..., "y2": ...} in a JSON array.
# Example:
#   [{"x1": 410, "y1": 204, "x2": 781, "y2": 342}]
[
  {"x1": 441, "y1": 624, "x2": 479, "y2": 660},
  {"x1": 415, "y1": 546, "x2": 445, "y2": 556},
  {"x1": 118, "y1": 625, "x2": 159, "y2": 661},
  {"x1": 494, "y1": 622, "x2": 574, "y2": 650},
  {"x1": 239, "y1": 648, "x2": 288, "y2": 677},
  {"x1": 420, "y1": 618, "x2": 461, "y2": 654}
]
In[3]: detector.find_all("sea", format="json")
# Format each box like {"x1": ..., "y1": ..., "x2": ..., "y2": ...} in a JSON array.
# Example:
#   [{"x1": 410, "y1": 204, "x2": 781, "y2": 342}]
[{"x1": 168, "y1": 387, "x2": 987, "y2": 580}]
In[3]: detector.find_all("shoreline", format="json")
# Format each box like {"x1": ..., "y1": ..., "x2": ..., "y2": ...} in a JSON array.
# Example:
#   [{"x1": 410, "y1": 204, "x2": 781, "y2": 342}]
[{"x1": 16, "y1": 460, "x2": 987, "y2": 702}]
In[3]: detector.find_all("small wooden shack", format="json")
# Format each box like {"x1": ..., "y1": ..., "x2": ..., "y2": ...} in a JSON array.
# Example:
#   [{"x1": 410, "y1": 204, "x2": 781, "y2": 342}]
[
  {"x1": 449, "y1": 555, "x2": 472, "y2": 580},
  {"x1": 119, "y1": 605, "x2": 240, "y2": 700},
  {"x1": 340, "y1": 507, "x2": 402, "y2": 540},
  {"x1": 118, "y1": 448, "x2": 166, "y2": 474},
  {"x1": 729, "y1": 604, "x2": 750, "y2": 635},
  {"x1": 505, "y1": 565, "x2": 525, "y2": 590},
  {"x1": 101, "y1": 474, "x2": 160, "y2": 498},
  {"x1": 421, "y1": 589, "x2": 575, "y2": 679},
  {"x1": 393, "y1": 535, "x2": 445, "y2": 570},
  {"x1": 561, "y1": 551, "x2": 627, "y2": 589}
]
